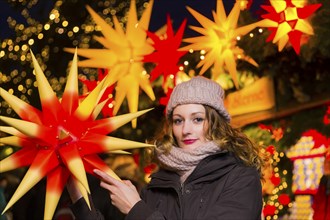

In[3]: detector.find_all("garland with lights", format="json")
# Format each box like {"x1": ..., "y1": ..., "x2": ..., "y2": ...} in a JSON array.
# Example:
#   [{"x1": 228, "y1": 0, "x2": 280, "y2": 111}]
[{"x1": 244, "y1": 123, "x2": 293, "y2": 219}]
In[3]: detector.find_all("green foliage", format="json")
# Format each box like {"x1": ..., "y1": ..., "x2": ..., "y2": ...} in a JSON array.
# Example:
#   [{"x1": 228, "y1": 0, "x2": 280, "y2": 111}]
[{"x1": 302, "y1": 0, "x2": 330, "y2": 60}]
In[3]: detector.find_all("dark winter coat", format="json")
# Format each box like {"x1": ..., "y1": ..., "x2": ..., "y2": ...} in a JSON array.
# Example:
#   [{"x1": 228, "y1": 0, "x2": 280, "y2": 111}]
[
  {"x1": 71, "y1": 151, "x2": 262, "y2": 220},
  {"x1": 126, "y1": 151, "x2": 263, "y2": 220}
]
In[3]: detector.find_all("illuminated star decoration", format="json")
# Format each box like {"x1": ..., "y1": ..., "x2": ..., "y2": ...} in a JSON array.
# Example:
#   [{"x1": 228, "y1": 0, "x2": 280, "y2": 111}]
[
  {"x1": 143, "y1": 15, "x2": 188, "y2": 88},
  {"x1": 0, "y1": 51, "x2": 153, "y2": 220},
  {"x1": 80, "y1": 69, "x2": 115, "y2": 118},
  {"x1": 237, "y1": 0, "x2": 253, "y2": 10},
  {"x1": 65, "y1": 0, "x2": 155, "y2": 128},
  {"x1": 260, "y1": 0, "x2": 322, "y2": 54},
  {"x1": 180, "y1": 0, "x2": 262, "y2": 88}
]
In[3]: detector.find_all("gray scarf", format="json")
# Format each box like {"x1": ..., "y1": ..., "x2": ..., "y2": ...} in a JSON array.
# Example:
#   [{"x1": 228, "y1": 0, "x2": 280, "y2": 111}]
[{"x1": 156, "y1": 141, "x2": 221, "y2": 183}]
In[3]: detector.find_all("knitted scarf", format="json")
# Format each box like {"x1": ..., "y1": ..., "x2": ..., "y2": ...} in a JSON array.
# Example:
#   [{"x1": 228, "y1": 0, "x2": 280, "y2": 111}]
[{"x1": 156, "y1": 141, "x2": 221, "y2": 183}]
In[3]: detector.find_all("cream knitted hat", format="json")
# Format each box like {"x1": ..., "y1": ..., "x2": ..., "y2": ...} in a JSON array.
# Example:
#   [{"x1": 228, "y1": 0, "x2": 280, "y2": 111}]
[{"x1": 166, "y1": 76, "x2": 230, "y2": 122}]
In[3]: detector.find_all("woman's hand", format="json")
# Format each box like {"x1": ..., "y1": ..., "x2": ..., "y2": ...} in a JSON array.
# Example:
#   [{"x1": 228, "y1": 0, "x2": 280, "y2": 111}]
[{"x1": 93, "y1": 169, "x2": 141, "y2": 214}]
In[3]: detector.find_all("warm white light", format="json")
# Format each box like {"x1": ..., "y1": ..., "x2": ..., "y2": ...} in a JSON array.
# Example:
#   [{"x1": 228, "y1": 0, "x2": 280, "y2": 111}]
[
  {"x1": 44, "y1": 24, "x2": 50, "y2": 30},
  {"x1": 38, "y1": 33, "x2": 44, "y2": 39},
  {"x1": 73, "y1": 26, "x2": 79, "y2": 33},
  {"x1": 58, "y1": 28, "x2": 64, "y2": 34},
  {"x1": 28, "y1": 39, "x2": 34, "y2": 45},
  {"x1": 62, "y1": 21, "x2": 68, "y2": 27},
  {"x1": 49, "y1": 14, "x2": 56, "y2": 20}
]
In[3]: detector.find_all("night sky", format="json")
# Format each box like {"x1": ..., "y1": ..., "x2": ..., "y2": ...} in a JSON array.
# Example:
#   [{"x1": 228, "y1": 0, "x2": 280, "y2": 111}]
[{"x1": 0, "y1": 0, "x2": 266, "y2": 39}]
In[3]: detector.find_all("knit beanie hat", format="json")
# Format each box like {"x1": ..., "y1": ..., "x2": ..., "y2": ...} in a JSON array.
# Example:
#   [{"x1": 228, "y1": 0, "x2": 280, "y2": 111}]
[{"x1": 166, "y1": 76, "x2": 231, "y2": 122}]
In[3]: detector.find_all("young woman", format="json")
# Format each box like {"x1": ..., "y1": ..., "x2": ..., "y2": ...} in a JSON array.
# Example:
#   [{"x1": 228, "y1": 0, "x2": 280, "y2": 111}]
[{"x1": 69, "y1": 76, "x2": 265, "y2": 220}]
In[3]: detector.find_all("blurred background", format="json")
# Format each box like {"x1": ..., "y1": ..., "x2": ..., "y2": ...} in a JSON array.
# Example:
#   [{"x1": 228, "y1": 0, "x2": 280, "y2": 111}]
[{"x1": 0, "y1": 0, "x2": 329, "y2": 219}]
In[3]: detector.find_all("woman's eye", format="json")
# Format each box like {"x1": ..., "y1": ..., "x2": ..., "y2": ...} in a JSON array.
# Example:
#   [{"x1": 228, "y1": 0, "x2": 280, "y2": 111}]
[
  {"x1": 194, "y1": 117, "x2": 204, "y2": 123},
  {"x1": 173, "y1": 119, "x2": 183, "y2": 124}
]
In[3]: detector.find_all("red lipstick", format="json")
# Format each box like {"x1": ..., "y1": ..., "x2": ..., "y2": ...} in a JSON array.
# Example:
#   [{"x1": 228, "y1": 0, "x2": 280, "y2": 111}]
[{"x1": 183, "y1": 139, "x2": 196, "y2": 145}]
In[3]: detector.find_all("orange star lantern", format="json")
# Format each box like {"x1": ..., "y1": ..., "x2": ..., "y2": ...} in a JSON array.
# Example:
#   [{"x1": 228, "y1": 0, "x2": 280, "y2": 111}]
[
  {"x1": 0, "y1": 51, "x2": 153, "y2": 220},
  {"x1": 181, "y1": 0, "x2": 262, "y2": 88},
  {"x1": 260, "y1": 0, "x2": 322, "y2": 54},
  {"x1": 65, "y1": 0, "x2": 156, "y2": 127}
]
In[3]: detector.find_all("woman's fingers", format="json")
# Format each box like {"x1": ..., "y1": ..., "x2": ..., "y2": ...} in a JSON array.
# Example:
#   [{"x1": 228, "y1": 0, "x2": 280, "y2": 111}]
[
  {"x1": 123, "y1": 180, "x2": 137, "y2": 190},
  {"x1": 93, "y1": 169, "x2": 120, "y2": 185},
  {"x1": 93, "y1": 169, "x2": 141, "y2": 214},
  {"x1": 99, "y1": 180, "x2": 113, "y2": 192}
]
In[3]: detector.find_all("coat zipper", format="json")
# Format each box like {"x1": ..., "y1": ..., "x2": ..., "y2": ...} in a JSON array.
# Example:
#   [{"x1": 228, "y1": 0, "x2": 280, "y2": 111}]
[{"x1": 180, "y1": 182, "x2": 184, "y2": 219}]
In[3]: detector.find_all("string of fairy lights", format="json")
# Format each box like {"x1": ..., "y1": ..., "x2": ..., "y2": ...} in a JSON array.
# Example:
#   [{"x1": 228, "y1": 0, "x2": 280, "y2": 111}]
[{"x1": 265, "y1": 151, "x2": 291, "y2": 220}]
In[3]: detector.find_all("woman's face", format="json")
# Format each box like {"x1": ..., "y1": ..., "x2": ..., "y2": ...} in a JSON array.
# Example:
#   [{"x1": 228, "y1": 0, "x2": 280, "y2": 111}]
[{"x1": 172, "y1": 104, "x2": 209, "y2": 150}]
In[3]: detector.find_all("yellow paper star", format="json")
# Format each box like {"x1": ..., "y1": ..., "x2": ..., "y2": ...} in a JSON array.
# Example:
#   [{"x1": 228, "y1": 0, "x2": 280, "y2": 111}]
[
  {"x1": 181, "y1": 0, "x2": 263, "y2": 88},
  {"x1": 65, "y1": 0, "x2": 155, "y2": 127},
  {"x1": 0, "y1": 50, "x2": 153, "y2": 219}
]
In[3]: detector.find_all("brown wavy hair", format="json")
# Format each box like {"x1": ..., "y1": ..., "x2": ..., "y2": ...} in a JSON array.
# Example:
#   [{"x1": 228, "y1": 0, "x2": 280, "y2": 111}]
[{"x1": 149, "y1": 105, "x2": 266, "y2": 178}]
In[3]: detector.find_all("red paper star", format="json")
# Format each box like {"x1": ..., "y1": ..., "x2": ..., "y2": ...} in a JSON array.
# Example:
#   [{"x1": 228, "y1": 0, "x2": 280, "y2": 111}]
[
  {"x1": 159, "y1": 88, "x2": 173, "y2": 107},
  {"x1": 0, "y1": 51, "x2": 153, "y2": 219},
  {"x1": 261, "y1": 0, "x2": 322, "y2": 54},
  {"x1": 79, "y1": 69, "x2": 115, "y2": 117},
  {"x1": 143, "y1": 15, "x2": 188, "y2": 87}
]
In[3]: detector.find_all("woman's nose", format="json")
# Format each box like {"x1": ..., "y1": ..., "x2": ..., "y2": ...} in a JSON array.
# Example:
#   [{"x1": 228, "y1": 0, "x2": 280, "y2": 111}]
[{"x1": 182, "y1": 121, "x2": 192, "y2": 135}]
